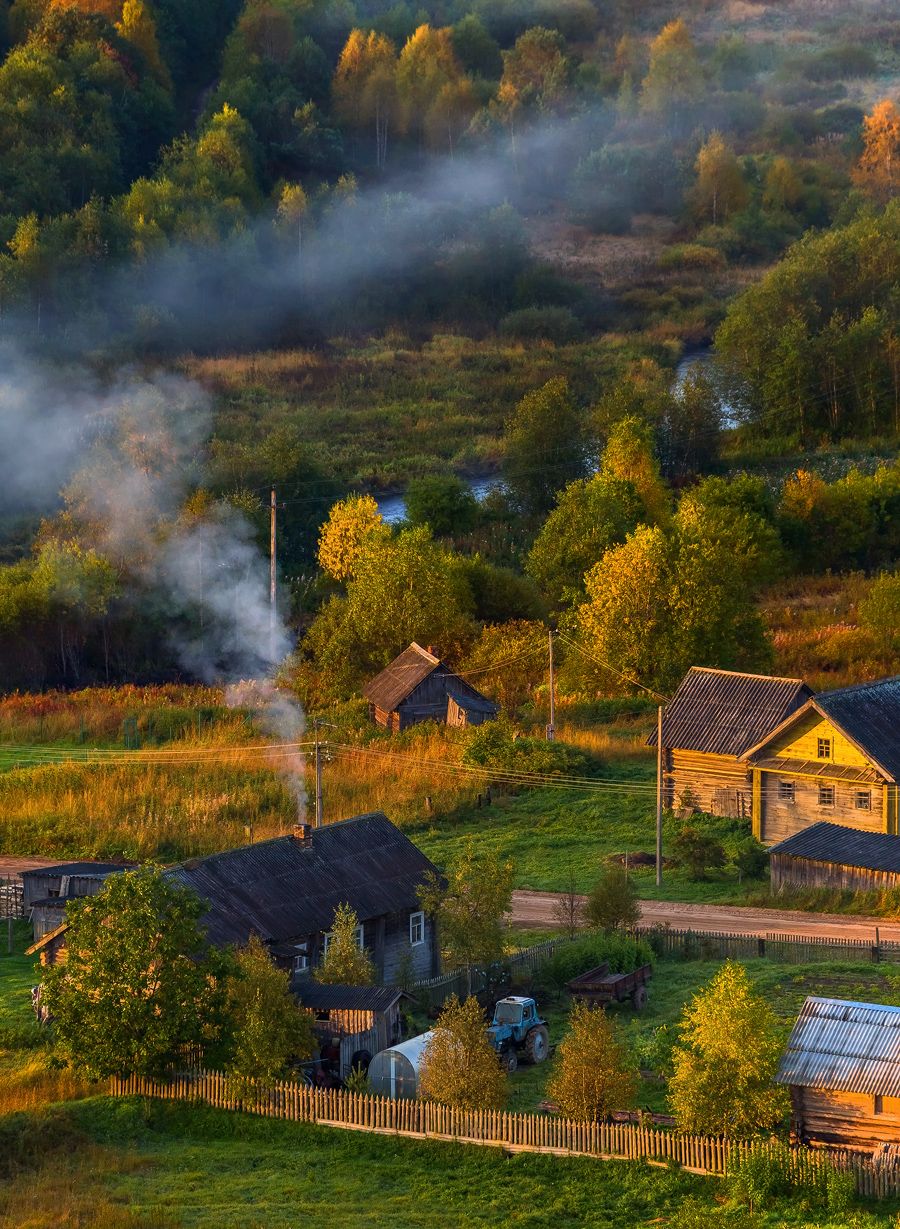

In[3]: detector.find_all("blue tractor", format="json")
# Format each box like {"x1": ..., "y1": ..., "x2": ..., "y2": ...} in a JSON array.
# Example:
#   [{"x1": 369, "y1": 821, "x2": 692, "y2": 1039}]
[{"x1": 487, "y1": 996, "x2": 550, "y2": 1073}]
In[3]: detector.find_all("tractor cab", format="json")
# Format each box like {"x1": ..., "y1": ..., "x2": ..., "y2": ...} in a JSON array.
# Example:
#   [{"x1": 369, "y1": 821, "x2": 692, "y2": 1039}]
[{"x1": 487, "y1": 996, "x2": 549, "y2": 1072}]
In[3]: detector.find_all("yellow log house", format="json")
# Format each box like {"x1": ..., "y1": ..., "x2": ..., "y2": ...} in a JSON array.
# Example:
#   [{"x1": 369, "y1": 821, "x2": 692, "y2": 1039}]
[{"x1": 744, "y1": 678, "x2": 900, "y2": 844}]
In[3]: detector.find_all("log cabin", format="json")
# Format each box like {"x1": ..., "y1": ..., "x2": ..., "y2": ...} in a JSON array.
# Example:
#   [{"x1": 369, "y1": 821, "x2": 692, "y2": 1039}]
[
  {"x1": 648, "y1": 667, "x2": 811, "y2": 819},
  {"x1": 363, "y1": 642, "x2": 498, "y2": 732},
  {"x1": 777, "y1": 996, "x2": 900, "y2": 1148},
  {"x1": 769, "y1": 822, "x2": 900, "y2": 894},
  {"x1": 744, "y1": 677, "x2": 900, "y2": 844},
  {"x1": 27, "y1": 812, "x2": 442, "y2": 984}
]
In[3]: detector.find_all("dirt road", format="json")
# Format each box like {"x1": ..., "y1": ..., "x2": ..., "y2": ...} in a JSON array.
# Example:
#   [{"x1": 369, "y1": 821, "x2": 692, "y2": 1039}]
[{"x1": 512, "y1": 890, "x2": 900, "y2": 944}]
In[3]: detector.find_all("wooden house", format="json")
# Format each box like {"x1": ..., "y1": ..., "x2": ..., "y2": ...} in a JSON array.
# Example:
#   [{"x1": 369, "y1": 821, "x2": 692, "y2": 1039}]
[
  {"x1": 169, "y1": 811, "x2": 442, "y2": 983},
  {"x1": 21, "y1": 861, "x2": 131, "y2": 941},
  {"x1": 27, "y1": 813, "x2": 442, "y2": 980},
  {"x1": 363, "y1": 642, "x2": 498, "y2": 732},
  {"x1": 744, "y1": 677, "x2": 900, "y2": 844},
  {"x1": 649, "y1": 668, "x2": 811, "y2": 819},
  {"x1": 769, "y1": 822, "x2": 900, "y2": 894},
  {"x1": 777, "y1": 996, "x2": 900, "y2": 1148}
]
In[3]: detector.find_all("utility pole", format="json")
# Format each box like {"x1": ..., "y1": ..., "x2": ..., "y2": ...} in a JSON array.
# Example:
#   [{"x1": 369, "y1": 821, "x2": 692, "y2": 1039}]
[
  {"x1": 314, "y1": 720, "x2": 323, "y2": 829},
  {"x1": 269, "y1": 487, "x2": 277, "y2": 666},
  {"x1": 547, "y1": 630, "x2": 556, "y2": 741},
  {"x1": 656, "y1": 703, "x2": 664, "y2": 887}
]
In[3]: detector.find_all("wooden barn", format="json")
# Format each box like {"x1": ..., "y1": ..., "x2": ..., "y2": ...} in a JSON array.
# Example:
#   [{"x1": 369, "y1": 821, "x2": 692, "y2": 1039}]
[
  {"x1": 769, "y1": 822, "x2": 900, "y2": 894},
  {"x1": 294, "y1": 983, "x2": 408, "y2": 1078},
  {"x1": 745, "y1": 677, "x2": 900, "y2": 844},
  {"x1": 777, "y1": 996, "x2": 900, "y2": 1148},
  {"x1": 363, "y1": 642, "x2": 498, "y2": 732},
  {"x1": 648, "y1": 668, "x2": 811, "y2": 819},
  {"x1": 22, "y1": 861, "x2": 130, "y2": 941}
]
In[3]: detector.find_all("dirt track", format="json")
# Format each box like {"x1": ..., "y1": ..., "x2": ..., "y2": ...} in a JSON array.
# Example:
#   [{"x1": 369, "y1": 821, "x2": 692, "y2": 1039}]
[{"x1": 512, "y1": 890, "x2": 900, "y2": 944}]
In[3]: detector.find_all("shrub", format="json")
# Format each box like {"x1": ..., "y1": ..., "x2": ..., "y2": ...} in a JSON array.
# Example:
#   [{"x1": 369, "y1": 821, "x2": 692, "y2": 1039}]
[
  {"x1": 548, "y1": 1001, "x2": 638, "y2": 1121},
  {"x1": 543, "y1": 933, "x2": 652, "y2": 989},
  {"x1": 499, "y1": 306, "x2": 584, "y2": 344},
  {"x1": 658, "y1": 244, "x2": 726, "y2": 271},
  {"x1": 728, "y1": 1142, "x2": 857, "y2": 1213},
  {"x1": 462, "y1": 717, "x2": 588, "y2": 778},
  {"x1": 673, "y1": 826, "x2": 727, "y2": 880},
  {"x1": 585, "y1": 866, "x2": 640, "y2": 932},
  {"x1": 732, "y1": 838, "x2": 769, "y2": 881}
]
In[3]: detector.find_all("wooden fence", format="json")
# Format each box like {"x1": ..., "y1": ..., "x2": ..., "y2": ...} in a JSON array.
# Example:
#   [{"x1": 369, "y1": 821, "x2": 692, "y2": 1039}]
[
  {"x1": 412, "y1": 936, "x2": 577, "y2": 1005},
  {"x1": 635, "y1": 925, "x2": 900, "y2": 966},
  {"x1": 0, "y1": 876, "x2": 23, "y2": 920},
  {"x1": 109, "y1": 1070, "x2": 900, "y2": 1199}
]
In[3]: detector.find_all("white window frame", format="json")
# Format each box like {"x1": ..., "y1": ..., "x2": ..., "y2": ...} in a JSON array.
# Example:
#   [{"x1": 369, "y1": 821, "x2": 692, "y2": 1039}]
[
  {"x1": 292, "y1": 945, "x2": 309, "y2": 973},
  {"x1": 322, "y1": 925, "x2": 364, "y2": 954},
  {"x1": 409, "y1": 910, "x2": 425, "y2": 947}
]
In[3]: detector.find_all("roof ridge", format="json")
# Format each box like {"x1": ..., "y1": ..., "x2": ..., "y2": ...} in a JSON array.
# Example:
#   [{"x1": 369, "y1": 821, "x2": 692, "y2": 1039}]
[
  {"x1": 817, "y1": 674, "x2": 900, "y2": 699},
  {"x1": 688, "y1": 665, "x2": 806, "y2": 685}
]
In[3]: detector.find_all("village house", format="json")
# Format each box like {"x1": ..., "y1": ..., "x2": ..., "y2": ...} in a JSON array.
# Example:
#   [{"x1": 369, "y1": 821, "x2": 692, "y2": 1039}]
[
  {"x1": 22, "y1": 861, "x2": 131, "y2": 941},
  {"x1": 363, "y1": 642, "x2": 498, "y2": 732},
  {"x1": 777, "y1": 996, "x2": 900, "y2": 1148},
  {"x1": 744, "y1": 677, "x2": 900, "y2": 844},
  {"x1": 649, "y1": 667, "x2": 812, "y2": 819},
  {"x1": 168, "y1": 810, "x2": 441, "y2": 983},
  {"x1": 769, "y1": 822, "x2": 900, "y2": 894},
  {"x1": 27, "y1": 812, "x2": 442, "y2": 983}
]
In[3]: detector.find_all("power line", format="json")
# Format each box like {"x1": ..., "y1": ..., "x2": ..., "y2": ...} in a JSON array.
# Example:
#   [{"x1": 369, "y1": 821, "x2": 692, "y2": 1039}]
[{"x1": 556, "y1": 633, "x2": 669, "y2": 703}]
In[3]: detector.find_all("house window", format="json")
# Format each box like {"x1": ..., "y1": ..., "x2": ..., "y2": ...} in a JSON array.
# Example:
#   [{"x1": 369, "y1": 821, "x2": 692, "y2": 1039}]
[
  {"x1": 818, "y1": 784, "x2": 835, "y2": 808},
  {"x1": 875, "y1": 1094, "x2": 884, "y2": 1115},
  {"x1": 855, "y1": 790, "x2": 872, "y2": 811},
  {"x1": 322, "y1": 926, "x2": 364, "y2": 954},
  {"x1": 292, "y1": 944, "x2": 309, "y2": 973},
  {"x1": 409, "y1": 910, "x2": 425, "y2": 946},
  {"x1": 778, "y1": 781, "x2": 795, "y2": 803},
  {"x1": 817, "y1": 737, "x2": 832, "y2": 760}
]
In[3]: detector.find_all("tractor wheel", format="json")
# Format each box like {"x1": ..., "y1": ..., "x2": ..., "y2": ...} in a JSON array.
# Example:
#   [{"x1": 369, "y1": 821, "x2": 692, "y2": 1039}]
[
  {"x1": 524, "y1": 1025, "x2": 549, "y2": 1064},
  {"x1": 631, "y1": 986, "x2": 648, "y2": 1012},
  {"x1": 504, "y1": 1051, "x2": 518, "y2": 1074}
]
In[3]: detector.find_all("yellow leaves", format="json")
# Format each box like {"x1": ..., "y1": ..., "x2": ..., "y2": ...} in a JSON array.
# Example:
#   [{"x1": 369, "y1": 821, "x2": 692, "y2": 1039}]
[
  {"x1": 418, "y1": 994, "x2": 507, "y2": 1110},
  {"x1": 691, "y1": 131, "x2": 748, "y2": 225},
  {"x1": 317, "y1": 493, "x2": 388, "y2": 582},
  {"x1": 548, "y1": 1001, "x2": 637, "y2": 1122},
  {"x1": 853, "y1": 98, "x2": 900, "y2": 203}
]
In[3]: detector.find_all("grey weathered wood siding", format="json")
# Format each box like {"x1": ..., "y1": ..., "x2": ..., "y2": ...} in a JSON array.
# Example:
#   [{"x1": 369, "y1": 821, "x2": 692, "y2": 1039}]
[
  {"x1": 667, "y1": 749, "x2": 751, "y2": 818},
  {"x1": 771, "y1": 854, "x2": 900, "y2": 893}
]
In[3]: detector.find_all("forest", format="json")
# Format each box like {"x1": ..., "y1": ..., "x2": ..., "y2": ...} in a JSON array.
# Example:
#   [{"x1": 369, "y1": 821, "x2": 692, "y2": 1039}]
[{"x1": 0, "y1": 0, "x2": 897, "y2": 701}]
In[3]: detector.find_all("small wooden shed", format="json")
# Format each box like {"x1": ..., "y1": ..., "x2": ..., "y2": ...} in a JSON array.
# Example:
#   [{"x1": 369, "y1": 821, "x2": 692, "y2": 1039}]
[
  {"x1": 363, "y1": 643, "x2": 498, "y2": 732},
  {"x1": 778, "y1": 996, "x2": 900, "y2": 1148},
  {"x1": 294, "y1": 983, "x2": 408, "y2": 1057},
  {"x1": 769, "y1": 822, "x2": 900, "y2": 894}
]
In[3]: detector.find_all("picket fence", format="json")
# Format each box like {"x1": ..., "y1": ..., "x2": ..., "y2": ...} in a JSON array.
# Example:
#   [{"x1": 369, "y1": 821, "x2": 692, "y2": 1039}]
[{"x1": 109, "y1": 1070, "x2": 900, "y2": 1199}]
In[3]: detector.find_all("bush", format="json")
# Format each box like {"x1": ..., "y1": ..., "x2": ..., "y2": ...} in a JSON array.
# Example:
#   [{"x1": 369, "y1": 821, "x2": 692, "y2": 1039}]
[
  {"x1": 404, "y1": 475, "x2": 479, "y2": 537},
  {"x1": 673, "y1": 826, "x2": 727, "y2": 880},
  {"x1": 732, "y1": 838, "x2": 768, "y2": 881},
  {"x1": 462, "y1": 717, "x2": 588, "y2": 778},
  {"x1": 543, "y1": 933, "x2": 652, "y2": 989},
  {"x1": 499, "y1": 307, "x2": 584, "y2": 344},
  {"x1": 585, "y1": 866, "x2": 640, "y2": 932},
  {"x1": 658, "y1": 244, "x2": 726, "y2": 271},
  {"x1": 728, "y1": 1142, "x2": 857, "y2": 1213}
]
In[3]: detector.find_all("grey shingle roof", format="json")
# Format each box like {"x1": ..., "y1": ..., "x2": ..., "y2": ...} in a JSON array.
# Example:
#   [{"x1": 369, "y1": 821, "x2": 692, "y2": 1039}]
[
  {"x1": 168, "y1": 812, "x2": 439, "y2": 949},
  {"x1": 293, "y1": 983, "x2": 406, "y2": 1012},
  {"x1": 815, "y1": 677, "x2": 900, "y2": 782},
  {"x1": 648, "y1": 667, "x2": 811, "y2": 757},
  {"x1": 770, "y1": 822, "x2": 900, "y2": 873},
  {"x1": 777, "y1": 996, "x2": 900, "y2": 1095},
  {"x1": 20, "y1": 862, "x2": 128, "y2": 879}
]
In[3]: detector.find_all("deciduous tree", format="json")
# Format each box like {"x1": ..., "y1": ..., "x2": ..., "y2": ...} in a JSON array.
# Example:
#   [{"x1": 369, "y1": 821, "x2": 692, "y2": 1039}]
[
  {"x1": 316, "y1": 494, "x2": 389, "y2": 582},
  {"x1": 503, "y1": 376, "x2": 586, "y2": 516},
  {"x1": 418, "y1": 840, "x2": 514, "y2": 993},
  {"x1": 584, "y1": 865, "x2": 640, "y2": 932},
  {"x1": 599, "y1": 416, "x2": 670, "y2": 526},
  {"x1": 640, "y1": 19, "x2": 702, "y2": 120},
  {"x1": 668, "y1": 961, "x2": 788, "y2": 1138},
  {"x1": 224, "y1": 934, "x2": 316, "y2": 1085},
  {"x1": 549, "y1": 1001, "x2": 638, "y2": 1121},
  {"x1": 315, "y1": 902, "x2": 375, "y2": 985},
  {"x1": 691, "y1": 132, "x2": 748, "y2": 225},
  {"x1": 853, "y1": 99, "x2": 900, "y2": 203},
  {"x1": 418, "y1": 994, "x2": 507, "y2": 1109},
  {"x1": 42, "y1": 866, "x2": 227, "y2": 1080},
  {"x1": 333, "y1": 29, "x2": 398, "y2": 169}
]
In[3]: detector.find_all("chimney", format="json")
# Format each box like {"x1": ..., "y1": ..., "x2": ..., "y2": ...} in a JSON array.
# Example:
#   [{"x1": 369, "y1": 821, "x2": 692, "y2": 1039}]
[
  {"x1": 426, "y1": 645, "x2": 438, "y2": 657},
  {"x1": 293, "y1": 822, "x2": 312, "y2": 846}
]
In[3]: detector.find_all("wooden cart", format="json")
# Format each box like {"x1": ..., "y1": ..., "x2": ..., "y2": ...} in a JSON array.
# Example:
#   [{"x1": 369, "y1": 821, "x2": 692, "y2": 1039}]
[{"x1": 566, "y1": 962, "x2": 653, "y2": 1011}]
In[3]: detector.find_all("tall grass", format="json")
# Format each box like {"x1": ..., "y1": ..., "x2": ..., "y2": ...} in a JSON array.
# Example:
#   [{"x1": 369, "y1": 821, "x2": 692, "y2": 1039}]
[{"x1": 0, "y1": 1056, "x2": 94, "y2": 1116}]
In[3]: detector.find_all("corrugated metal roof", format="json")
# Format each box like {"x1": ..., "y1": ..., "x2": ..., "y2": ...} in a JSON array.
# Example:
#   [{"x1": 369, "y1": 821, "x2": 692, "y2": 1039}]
[
  {"x1": 20, "y1": 862, "x2": 129, "y2": 878},
  {"x1": 770, "y1": 823, "x2": 900, "y2": 873},
  {"x1": 294, "y1": 983, "x2": 406, "y2": 1012},
  {"x1": 446, "y1": 685, "x2": 499, "y2": 715},
  {"x1": 816, "y1": 677, "x2": 900, "y2": 783},
  {"x1": 755, "y1": 757, "x2": 881, "y2": 783},
  {"x1": 363, "y1": 643, "x2": 443, "y2": 712},
  {"x1": 777, "y1": 997, "x2": 900, "y2": 1095},
  {"x1": 648, "y1": 667, "x2": 811, "y2": 757},
  {"x1": 167, "y1": 812, "x2": 439, "y2": 949}
]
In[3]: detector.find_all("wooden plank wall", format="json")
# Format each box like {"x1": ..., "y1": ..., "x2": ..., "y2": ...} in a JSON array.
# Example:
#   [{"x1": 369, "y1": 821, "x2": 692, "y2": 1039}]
[
  {"x1": 109, "y1": 1070, "x2": 900, "y2": 1199},
  {"x1": 771, "y1": 855, "x2": 900, "y2": 894},
  {"x1": 796, "y1": 1086, "x2": 900, "y2": 1149}
]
